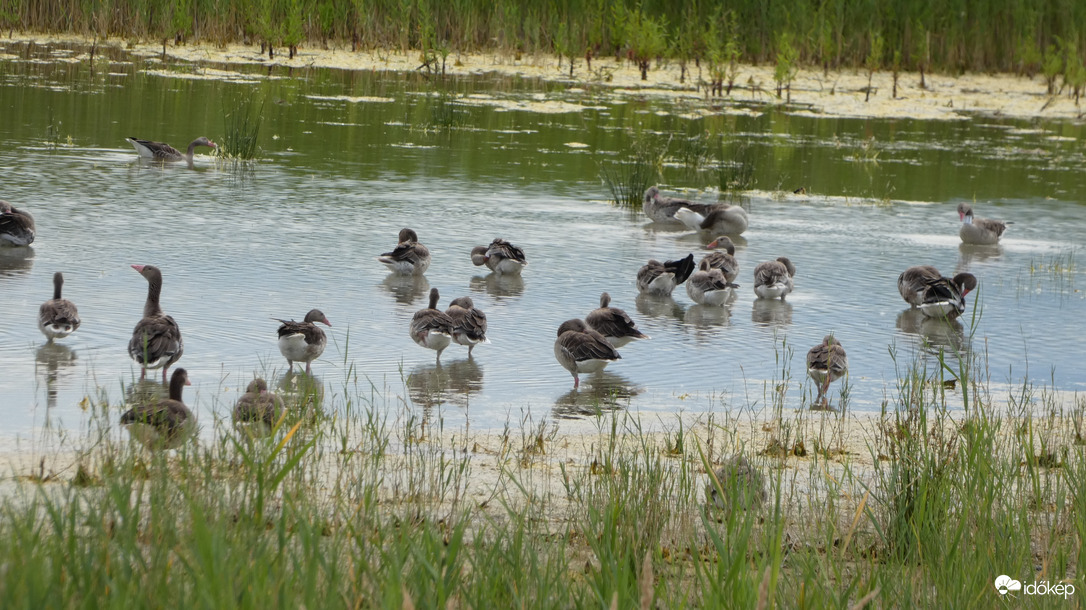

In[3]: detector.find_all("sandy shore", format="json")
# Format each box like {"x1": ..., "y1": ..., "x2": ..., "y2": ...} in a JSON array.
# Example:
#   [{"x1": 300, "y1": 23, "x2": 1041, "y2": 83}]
[{"x1": 3, "y1": 31, "x2": 1085, "y2": 122}]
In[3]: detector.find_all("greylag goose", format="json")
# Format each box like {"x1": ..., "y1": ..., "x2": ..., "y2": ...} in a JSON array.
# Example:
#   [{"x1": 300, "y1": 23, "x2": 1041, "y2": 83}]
[
  {"x1": 276, "y1": 309, "x2": 330, "y2": 374},
  {"x1": 126, "y1": 136, "x2": 217, "y2": 163},
  {"x1": 642, "y1": 186, "x2": 717, "y2": 223},
  {"x1": 471, "y1": 238, "x2": 527, "y2": 275},
  {"x1": 128, "y1": 264, "x2": 184, "y2": 383},
  {"x1": 753, "y1": 257, "x2": 796, "y2": 300},
  {"x1": 898, "y1": 266, "x2": 977, "y2": 320},
  {"x1": 637, "y1": 254, "x2": 695, "y2": 296},
  {"x1": 705, "y1": 455, "x2": 766, "y2": 512},
  {"x1": 0, "y1": 201, "x2": 35, "y2": 246},
  {"x1": 957, "y1": 202, "x2": 1007, "y2": 245},
  {"x1": 120, "y1": 368, "x2": 196, "y2": 450},
  {"x1": 807, "y1": 335, "x2": 848, "y2": 406},
  {"x1": 411, "y1": 288, "x2": 455, "y2": 361},
  {"x1": 553, "y1": 318, "x2": 621, "y2": 389},
  {"x1": 232, "y1": 378, "x2": 285, "y2": 438},
  {"x1": 686, "y1": 259, "x2": 738, "y2": 306},
  {"x1": 378, "y1": 228, "x2": 431, "y2": 276},
  {"x1": 446, "y1": 296, "x2": 489, "y2": 356},
  {"x1": 674, "y1": 204, "x2": 749, "y2": 235},
  {"x1": 38, "y1": 272, "x2": 81, "y2": 342},
  {"x1": 704, "y1": 236, "x2": 740, "y2": 283},
  {"x1": 585, "y1": 292, "x2": 649, "y2": 348}
]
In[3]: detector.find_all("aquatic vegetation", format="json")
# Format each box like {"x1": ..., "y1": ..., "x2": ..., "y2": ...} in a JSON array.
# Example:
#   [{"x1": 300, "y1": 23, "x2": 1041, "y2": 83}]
[{"x1": 218, "y1": 93, "x2": 264, "y2": 160}]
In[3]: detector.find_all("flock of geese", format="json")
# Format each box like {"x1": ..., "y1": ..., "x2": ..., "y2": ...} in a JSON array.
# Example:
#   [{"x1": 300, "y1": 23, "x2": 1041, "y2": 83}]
[{"x1": 1, "y1": 147, "x2": 1009, "y2": 449}]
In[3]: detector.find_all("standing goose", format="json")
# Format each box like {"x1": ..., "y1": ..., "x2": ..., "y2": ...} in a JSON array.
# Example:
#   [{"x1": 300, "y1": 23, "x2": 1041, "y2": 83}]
[
  {"x1": 957, "y1": 202, "x2": 1007, "y2": 245},
  {"x1": 553, "y1": 318, "x2": 621, "y2": 389},
  {"x1": 807, "y1": 335, "x2": 848, "y2": 406},
  {"x1": 128, "y1": 264, "x2": 184, "y2": 383},
  {"x1": 126, "y1": 136, "x2": 217, "y2": 163},
  {"x1": 232, "y1": 378, "x2": 285, "y2": 438},
  {"x1": 686, "y1": 259, "x2": 738, "y2": 306},
  {"x1": 703, "y1": 236, "x2": 740, "y2": 283},
  {"x1": 120, "y1": 368, "x2": 196, "y2": 450},
  {"x1": 585, "y1": 292, "x2": 649, "y2": 348},
  {"x1": 410, "y1": 288, "x2": 455, "y2": 361},
  {"x1": 276, "y1": 309, "x2": 330, "y2": 374},
  {"x1": 38, "y1": 272, "x2": 81, "y2": 342},
  {"x1": 674, "y1": 204, "x2": 749, "y2": 236},
  {"x1": 378, "y1": 228, "x2": 431, "y2": 276},
  {"x1": 0, "y1": 201, "x2": 35, "y2": 246},
  {"x1": 642, "y1": 186, "x2": 717, "y2": 224},
  {"x1": 753, "y1": 257, "x2": 796, "y2": 300},
  {"x1": 471, "y1": 238, "x2": 527, "y2": 275},
  {"x1": 636, "y1": 254, "x2": 696, "y2": 296},
  {"x1": 446, "y1": 296, "x2": 489, "y2": 356},
  {"x1": 898, "y1": 265, "x2": 978, "y2": 319},
  {"x1": 897, "y1": 265, "x2": 944, "y2": 307}
]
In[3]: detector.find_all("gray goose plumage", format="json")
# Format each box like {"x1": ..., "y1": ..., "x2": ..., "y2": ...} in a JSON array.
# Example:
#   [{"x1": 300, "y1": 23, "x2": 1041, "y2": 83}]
[
  {"x1": 128, "y1": 264, "x2": 184, "y2": 383},
  {"x1": 232, "y1": 378, "x2": 285, "y2": 437},
  {"x1": 38, "y1": 271, "x2": 81, "y2": 342},
  {"x1": 686, "y1": 259, "x2": 738, "y2": 306},
  {"x1": 553, "y1": 318, "x2": 621, "y2": 389},
  {"x1": 0, "y1": 201, "x2": 35, "y2": 246},
  {"x1": 957, "y1": 202, "x2": 1007, "y2": 245},
  {"x1": 642, "y1": 186, "x2": 717, "y2": 224},
  {"x1": 807, "y1": 335, "x2": 848, "y2": 405},
  {"x1": 753, "y1": 257, "x2": 796, "y2": 300},
  {"x1": 636, "y1": 254, "x2": 696, "y2": 296},
  {"x1": 674, "y1": 203, "x2": 749, "y2": 235},
  {"x1": 126, "y1": 136, "x2": 217, "y2": 163},
  {"x1": 120, "y1": 368, "x2": 196, "y2": 450},
  {"x1": 411, "y1": 288, "x2": 455, "y2": 361},
  {"x1": 471, "y1": 238, "x2": 527, "y2": 275},
  {"x1": 446, "y1": 296, "x2": 489, "y2": 356},
  {"x1": 705, "y1": 455, "x2": 767, "y2": 513},
  {"x1": 585, "y1": 292, "x2": 649, "y2": 348},
  {"x1": 898, "y1": 266, "x2": 977, "y2": 320},
  {"x1": 379, "y1": 228, "x2": 431, "y2": 276},
  {"x1": 703, "y1": 236, "x2": 740, "y2": 283},
  {"x1": 276, "y1": 309, "x2": 330, "y2": 374}
]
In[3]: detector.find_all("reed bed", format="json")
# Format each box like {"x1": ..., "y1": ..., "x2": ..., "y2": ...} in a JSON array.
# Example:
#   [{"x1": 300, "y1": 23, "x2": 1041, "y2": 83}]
[
  {"x1": 1, "y1": 332, "x2": 1082, "y2": 607},
  {"x1": 4, "y1": 0, "x2": 1086, "y2": 79}
]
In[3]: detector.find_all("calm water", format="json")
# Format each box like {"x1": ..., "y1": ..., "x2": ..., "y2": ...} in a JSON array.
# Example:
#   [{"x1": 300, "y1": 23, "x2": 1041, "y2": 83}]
[{"x1": 1, "y1": 41, "x2": 1084, "y2": 444}]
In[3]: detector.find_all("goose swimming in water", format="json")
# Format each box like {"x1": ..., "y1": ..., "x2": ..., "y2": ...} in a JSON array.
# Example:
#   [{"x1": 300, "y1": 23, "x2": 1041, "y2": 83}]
[
  {"x1": 957, "y1": 202, "x2": 1007, "y2": 245},
  {"x1": 126, "y1": 136, "x2": 217, "y2": 163},
  {"x1": 0, "y1": 201, "x2": 35, "y2": 246},
  {"x1": 38, "y1": 272, "x2": 81, "y2": 342}
]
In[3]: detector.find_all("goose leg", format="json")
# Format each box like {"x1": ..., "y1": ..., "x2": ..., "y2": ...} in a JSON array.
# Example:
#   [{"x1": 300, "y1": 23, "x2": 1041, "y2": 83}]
[
  {"x1": 162, "y1": 367, "x2": 169, "y2": 384},
  {"x1": 140, "y1": 367, "x2": 147, "y2": 381},
  {"x1": 305, "y1": 361, "x2": 312, "y2": 375}
]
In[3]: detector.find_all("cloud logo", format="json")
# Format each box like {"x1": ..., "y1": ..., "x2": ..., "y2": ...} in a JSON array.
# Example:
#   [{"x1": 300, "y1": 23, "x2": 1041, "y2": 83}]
[{"x1": 995, "y1": 575, "x2": 1022, "y2": 595}]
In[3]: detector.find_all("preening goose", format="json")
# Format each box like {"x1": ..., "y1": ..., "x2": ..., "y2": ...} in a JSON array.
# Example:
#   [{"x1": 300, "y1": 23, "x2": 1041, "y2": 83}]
[
  {"x1": 636, "y1": 254, "x2": 696, "y2": 296},
  {"x1": 898, "y1": 266, "x2": 977, "y2": 320},
  {"x1": 0, "y1": 201, "x2": 35, "y2": 246},
  {"x1": 753, "y1": 257, "x2": 796, "y2": 300},
  {"x1": 38, "y1": 272, "x2": 81, "y2": 342},
  {"x1": 128, "y1": 264, "x2": 184, "y2": 383},
  {"x1": 126, "y1": 136, "x2": 217, "y2": 163},
  {"x1": 471, "y1": 238, "x2": 527, "y2": 275},
  {"x1": 276, "y1": 309, "x2": 330, "y2": 375},
  {"x1": 585, "y1": 292, "x2": 649, "y2": 348},
  {"x1": 674, "y1": 204, "x2": 749, "y2": 236},
  {"x1": 957, "y1": 202, "x2": 1007, "y2": 245},
  {"x1": 553, "y1": 318, "x2": 621, "y2": 389},
  {"x1": 120, "y1": 368, "x2": 196, "y2": 450},
  {"x1": 806, "y1": 335, "x2": 848, "y2": 406},
  {"x1": 703, "y1": 236, "x2": 740, "y2": 283},
  {"x1": 379, "y1": 228, "x2": 431, "y2": 276},
  {"x1": 232, "y1": 378, "x2": 285, "y2": 438},
  {"x1": 686, "y1": 259, "x2": 738, "y2": 306},
  {"x1": 642, "y1": 186, "x2": 717, "y2": 224},
  {"x1": 446, "y1": 296, "x2": 489, "y2": 356}
]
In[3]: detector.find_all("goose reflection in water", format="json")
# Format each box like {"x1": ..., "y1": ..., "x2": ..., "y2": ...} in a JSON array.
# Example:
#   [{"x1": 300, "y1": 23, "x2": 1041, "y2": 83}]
[
  {"x1": 956, "y1": 243, "x2": 1003, "y2": 273},
  {"x1": 469, "y1": 272, "x2": 525, "y2": 299},
  {"x1": 553, "y1": 371, "x2": 641, "y2": 419},
  {"x1": 277, "y1": 370, "x2": 325, "y2": 417},
  {"x1": 0, "y1": 245, "x2": 34, "y2": 278},
  {"x1": 751, "y1": 299, "x2": 793, "y2": 327},
  {"x1": 35, "y1": 343, "x2": 77, "y2": 410},
  {"x1": 683, "y1": 303, "x2": 733, "y2": 336},
  {"x1": 896, "y1": 308, "x2": 969, "y2": 357},
  {"x1": 635, "y1": 293, "x2": 686, "y2": 321},
  {"x1": 406, "y1": 358, "x2": 484, "y2": 410},
  {"x1": 381, "y1": 274, "x2": 430, "y2": 305},
  {"x1": 124, "y1": 378, "x2": 170, "y2": 408}
]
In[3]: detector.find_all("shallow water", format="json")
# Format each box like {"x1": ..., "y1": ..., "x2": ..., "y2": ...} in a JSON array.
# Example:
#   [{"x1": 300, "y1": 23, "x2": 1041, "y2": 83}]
[{"x1": 1, "y1": 41, "x2": 1084, "y2": 444}]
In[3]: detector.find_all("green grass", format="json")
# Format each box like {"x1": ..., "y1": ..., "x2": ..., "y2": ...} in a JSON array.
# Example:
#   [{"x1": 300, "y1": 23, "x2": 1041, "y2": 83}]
[
  {"x1": 1, "y1": 326, "x2": 1083, "y2": 608},
  {"x1": 4, "y1": 0, "x2": 1086, "y2": 79}
]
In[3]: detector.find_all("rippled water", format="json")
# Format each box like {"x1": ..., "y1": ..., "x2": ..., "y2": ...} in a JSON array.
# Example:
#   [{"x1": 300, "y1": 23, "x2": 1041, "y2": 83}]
[{"x1": 1, "y1": 41, "x2": 1084, "y2": 444}]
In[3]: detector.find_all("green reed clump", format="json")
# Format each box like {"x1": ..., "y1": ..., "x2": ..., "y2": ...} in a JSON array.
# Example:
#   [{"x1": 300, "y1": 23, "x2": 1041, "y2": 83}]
[
  {"x1": 718, "y1": 137, "x2": 756, "y2": 192},
  {"x1": 598, "y1": 137, "x2": 659, "y2": 208},
  {"x1": 219, "y1": 94, "x2": 264, "y2": 160}
]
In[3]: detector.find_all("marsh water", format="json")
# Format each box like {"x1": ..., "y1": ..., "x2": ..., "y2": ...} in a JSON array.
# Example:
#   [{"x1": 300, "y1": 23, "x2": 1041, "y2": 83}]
[{"x1": 1, "y1": 41, "x2": 1084, "y2": 445}]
